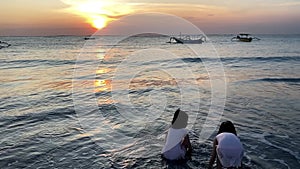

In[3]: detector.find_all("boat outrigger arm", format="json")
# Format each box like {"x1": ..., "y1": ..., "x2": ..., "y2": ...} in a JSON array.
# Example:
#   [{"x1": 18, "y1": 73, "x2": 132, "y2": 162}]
[
  {"x1": 0, "y1": 41, "x2": 11, "y2": 49},
  {"x1": 167, "y1": 34, "x2": 206, "y2": 44}
]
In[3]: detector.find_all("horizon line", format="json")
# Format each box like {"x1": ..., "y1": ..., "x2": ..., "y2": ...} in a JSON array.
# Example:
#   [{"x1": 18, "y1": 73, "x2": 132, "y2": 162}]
[{"x1": 1, "y1": 33, "x2": 300, "y2": 37}]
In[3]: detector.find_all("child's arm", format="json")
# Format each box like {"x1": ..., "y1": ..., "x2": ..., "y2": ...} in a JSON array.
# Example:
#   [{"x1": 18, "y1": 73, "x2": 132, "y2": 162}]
[
  {"x1": 183, "y1": 135, "x2": 192, "y2": 150},
  {"x1": 208, "y1": 138, "x2": 217, "y2": 169},
  {"x1": 182, "y1": 134, "x2": 192, "y2": 158}
]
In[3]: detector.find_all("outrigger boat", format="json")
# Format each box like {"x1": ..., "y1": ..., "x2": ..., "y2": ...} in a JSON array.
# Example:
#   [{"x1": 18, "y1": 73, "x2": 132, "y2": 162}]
[
  {"x1": 167, "y1": 33, "x2": 206, "y2": 44},
  {"x1": 231, "y1": 33, "x2": 260, "y2": 42},
  {"x1": 0, "y1": 41, "x2": 11, "y2": 49},
  {"x1": 84, "y1": 37, "x2": 95, "y2": 40}
]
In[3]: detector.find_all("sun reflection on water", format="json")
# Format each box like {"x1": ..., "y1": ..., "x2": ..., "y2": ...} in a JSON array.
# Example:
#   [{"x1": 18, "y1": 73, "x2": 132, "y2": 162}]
[
  {"x1": 96, "y1": 68, "x2": 110, "y2": 74},
  {"x1": 94, "y1": 79, "x2": 111, "y2": 92}
]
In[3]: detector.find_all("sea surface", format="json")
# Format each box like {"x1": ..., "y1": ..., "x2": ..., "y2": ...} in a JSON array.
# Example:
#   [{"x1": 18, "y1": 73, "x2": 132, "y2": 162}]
[{"x1": 0, "y1": 34, "x2": 299, "y2": 169}]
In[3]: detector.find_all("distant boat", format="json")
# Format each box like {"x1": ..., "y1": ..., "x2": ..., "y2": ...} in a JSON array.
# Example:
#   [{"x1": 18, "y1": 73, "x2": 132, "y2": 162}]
[
  {"x1": 167, "y1": 33, "x2": 206, "y2": 44},
  {"x1": 0, "y1": 41, "x2": 11, "y2": 49},
  {"x1": 84, "y1": 37, "x2": 95, "y2": 40},
  {"x1": 231, "y1": 33, "x2": 260, "y2": 42}
]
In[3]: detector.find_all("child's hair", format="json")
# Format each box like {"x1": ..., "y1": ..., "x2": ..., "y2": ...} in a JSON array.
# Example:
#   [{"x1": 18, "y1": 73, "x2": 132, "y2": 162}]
[
  {"x1": 171, "y1": 108, "x2": 188, "y2": 129},
  {"x1": 217, "y1": 121, "x2": 237, "y2": 135}
]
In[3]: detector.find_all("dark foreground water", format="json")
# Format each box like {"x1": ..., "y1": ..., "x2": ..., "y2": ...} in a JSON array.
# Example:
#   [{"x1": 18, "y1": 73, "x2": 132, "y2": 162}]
[{"x1": 0, "y1": 35, "x2": 299, "y2": 168}]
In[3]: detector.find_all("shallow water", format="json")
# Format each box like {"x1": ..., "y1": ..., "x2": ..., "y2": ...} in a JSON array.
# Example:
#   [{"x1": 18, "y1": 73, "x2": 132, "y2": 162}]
[{"x1": 0, "y1": 35, "x2": 299, "y2": 168}]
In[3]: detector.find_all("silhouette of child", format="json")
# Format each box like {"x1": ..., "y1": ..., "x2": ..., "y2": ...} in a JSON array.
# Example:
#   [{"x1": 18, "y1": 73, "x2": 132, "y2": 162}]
[
  {"x1": 209, "y1": 121, "x2": 244, "y2": 169},
  {"x1": 162, "y1": 108, "x2": 192, "y2": 160}
]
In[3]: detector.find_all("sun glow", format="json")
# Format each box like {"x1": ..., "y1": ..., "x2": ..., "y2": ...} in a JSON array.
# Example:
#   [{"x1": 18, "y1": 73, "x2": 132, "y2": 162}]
[
  {"x1": 90, "y1": 16, "x2": 107, "y2": 29},
  {"x1": 60, "y1": 0, "x2": 134, "y2": 30}
]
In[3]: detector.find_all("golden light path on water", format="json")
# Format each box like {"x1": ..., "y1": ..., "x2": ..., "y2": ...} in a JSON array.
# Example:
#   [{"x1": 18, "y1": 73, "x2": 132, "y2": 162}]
[{"x1": 60, "y1": 0, "x2": 134, "y2": 29}]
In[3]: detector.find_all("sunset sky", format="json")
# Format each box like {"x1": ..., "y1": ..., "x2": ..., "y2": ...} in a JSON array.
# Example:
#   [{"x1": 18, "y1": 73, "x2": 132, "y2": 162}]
[{"x1": 1, "y1": 0, "x2": 300, "y2": 36}]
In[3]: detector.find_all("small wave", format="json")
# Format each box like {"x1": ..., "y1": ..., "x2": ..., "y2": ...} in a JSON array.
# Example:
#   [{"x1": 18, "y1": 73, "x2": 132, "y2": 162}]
[
  {"x1": 223, "y1": 56, "x2": 300, "y2": 62},
  {"x1": 181, "y1": 56, "x2": 300, "y2": 63},
  {"x1": 181, "y1": 58, "x2": 203, "y2": 63},
  {"x1": 3, "y1": 59, "x2": 75, "y2": 65},
  {"x1": 253, "y1": 78, "x2": 300, "y2": 83},
  {"x1": 0, "y1": 106, "x2": 75, "y2": 129},
  {"x1": 0, "y1": 59, "x2": 76, "y2": 69}
]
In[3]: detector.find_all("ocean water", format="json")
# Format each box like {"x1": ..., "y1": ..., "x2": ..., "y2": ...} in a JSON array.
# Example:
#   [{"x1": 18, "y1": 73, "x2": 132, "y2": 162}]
[{"x1": 0, "y1": 34, "x2": 299, "y2": 169}]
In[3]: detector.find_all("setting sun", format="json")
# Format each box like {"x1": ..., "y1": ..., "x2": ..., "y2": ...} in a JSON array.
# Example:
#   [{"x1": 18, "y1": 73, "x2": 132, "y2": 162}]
[
  {"x1": 90, "y1": 16, "x2": 107, "y2": 29},
  {"x1": 60, "y1": 0, "x2": 134, "y2": 30}
]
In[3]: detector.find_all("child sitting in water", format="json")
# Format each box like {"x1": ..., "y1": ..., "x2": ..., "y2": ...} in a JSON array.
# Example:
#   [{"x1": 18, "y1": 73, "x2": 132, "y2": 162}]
[
  {"x1": 208, "y1": 121, "x2": 244, "y2": 169},
  {"x1": 162, "y1": 108, "x2": 192, "y2": 160}
]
